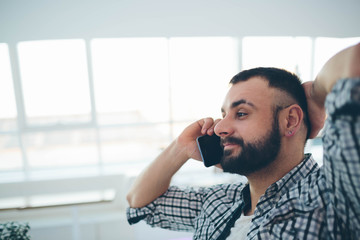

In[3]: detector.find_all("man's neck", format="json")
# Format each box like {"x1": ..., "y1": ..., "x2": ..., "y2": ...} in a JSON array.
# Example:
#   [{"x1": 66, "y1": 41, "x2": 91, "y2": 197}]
[{"x1": 244, "y1": 149, "x2": 305, "y2": 216}]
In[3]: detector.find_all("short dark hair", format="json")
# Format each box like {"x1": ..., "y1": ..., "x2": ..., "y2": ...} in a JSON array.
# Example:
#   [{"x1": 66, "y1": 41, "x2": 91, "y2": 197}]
[{"x1": 230, "y1": 67, "x2": 311, "y2": 139}]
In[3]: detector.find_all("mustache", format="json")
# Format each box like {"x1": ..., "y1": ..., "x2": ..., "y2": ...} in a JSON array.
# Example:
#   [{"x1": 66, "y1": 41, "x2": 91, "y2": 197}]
[{"x1": 220, "y1": 136, "x2": 244, "y2": 147}]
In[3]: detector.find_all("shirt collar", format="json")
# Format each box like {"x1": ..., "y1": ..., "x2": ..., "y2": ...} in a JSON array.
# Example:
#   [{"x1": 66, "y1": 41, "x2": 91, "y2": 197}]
[
  {"x1": 266, "y1": 153, "x2": 319, "y2": 197},
  {"x1": 237, "y1": 154, "x2": 319, "y2": 209}
]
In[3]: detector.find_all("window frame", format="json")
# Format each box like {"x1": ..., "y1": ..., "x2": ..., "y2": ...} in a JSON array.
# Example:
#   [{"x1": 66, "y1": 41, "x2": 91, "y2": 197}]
[{"x1": 2, "y1": 36, "x2": 359, "y2": 184}]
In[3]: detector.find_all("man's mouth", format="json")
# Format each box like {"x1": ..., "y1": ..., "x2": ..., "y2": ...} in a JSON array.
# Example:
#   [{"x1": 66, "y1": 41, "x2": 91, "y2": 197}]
[
  {"x1": 222, "y1": 142, "x2": 239, "y2": 150},
  {"x1": 221, "y1": 137, "x2": 244, "y2": 151}
]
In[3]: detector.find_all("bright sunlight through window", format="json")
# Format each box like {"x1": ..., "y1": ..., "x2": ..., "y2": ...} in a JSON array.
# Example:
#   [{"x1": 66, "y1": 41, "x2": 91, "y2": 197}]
[
  {"x1": 1, "y1": 36, "x2": 359, "y2": 182},
  {"x1": 18, "y1": 40, "x2": 92, "y2": 126}
]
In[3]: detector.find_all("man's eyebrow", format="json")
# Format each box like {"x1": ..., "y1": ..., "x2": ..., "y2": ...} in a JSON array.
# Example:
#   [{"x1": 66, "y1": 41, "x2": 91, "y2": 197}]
[
  {"x1": 231, "y1": 99, "x2": 256, "y2": 109},
  {"x1": 221, "y1": 99, "x2": 256, "y2": 113}
]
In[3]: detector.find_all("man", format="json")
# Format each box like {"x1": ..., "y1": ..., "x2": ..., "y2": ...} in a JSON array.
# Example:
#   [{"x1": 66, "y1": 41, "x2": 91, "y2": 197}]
[{"x1": 126, "y1": 43, "x2": 360, "y2": 239}]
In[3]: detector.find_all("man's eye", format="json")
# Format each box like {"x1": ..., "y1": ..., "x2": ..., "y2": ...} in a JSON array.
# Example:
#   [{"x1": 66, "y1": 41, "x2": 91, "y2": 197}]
[{"x1": 237, "y1": 112, "x2": 247, "y2": 118}]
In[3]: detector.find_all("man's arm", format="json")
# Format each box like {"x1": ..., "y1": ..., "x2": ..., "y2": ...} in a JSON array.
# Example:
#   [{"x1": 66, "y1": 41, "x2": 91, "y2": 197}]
[
  {"x1": 126, "y1": 118, "x2": 219, "y2": 208},
  {"x1": 304, "y1": 42, "x2": 360, "y2": 235},
  {"x1": 303, "y1": 43, "x2": 360, "y2": 138},
  {"x1": 314, "y1": 42, "x2": 360, "y2": 101}
]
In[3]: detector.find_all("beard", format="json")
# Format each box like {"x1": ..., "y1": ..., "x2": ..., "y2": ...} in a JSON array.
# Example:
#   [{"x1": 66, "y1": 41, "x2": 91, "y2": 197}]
[{"x1": 220, "y1": 111, "x2": 281, "y2": 176}]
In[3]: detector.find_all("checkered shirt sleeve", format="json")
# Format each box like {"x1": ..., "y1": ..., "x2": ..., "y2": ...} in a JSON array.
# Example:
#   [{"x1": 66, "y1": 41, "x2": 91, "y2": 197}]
[
  {"x1": 127, "y1": 183, "x2": 245, "y2": 235},
  {"x1": 322, "y1": 78, "x2": 360, "y2": 237},
  {"x1": 127, "y1": 185, "x2": 211, "y2": 232}
]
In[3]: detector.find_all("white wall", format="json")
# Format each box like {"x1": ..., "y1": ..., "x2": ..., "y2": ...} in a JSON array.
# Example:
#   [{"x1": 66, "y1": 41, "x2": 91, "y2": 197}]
[{"x1": 0, "y1": 0, "x2": 360, "y2": 43}]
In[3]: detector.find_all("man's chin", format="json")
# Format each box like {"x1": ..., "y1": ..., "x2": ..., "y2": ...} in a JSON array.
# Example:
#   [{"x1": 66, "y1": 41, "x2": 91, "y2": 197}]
[{"x1": 220, "y1": 155, "x2": 241, "y2": 173}]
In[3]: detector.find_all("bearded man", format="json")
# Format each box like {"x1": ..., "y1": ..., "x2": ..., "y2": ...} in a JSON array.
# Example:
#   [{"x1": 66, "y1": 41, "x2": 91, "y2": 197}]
[{"x1": 126, "y1": 43, "x2": 360, "y2": 240}]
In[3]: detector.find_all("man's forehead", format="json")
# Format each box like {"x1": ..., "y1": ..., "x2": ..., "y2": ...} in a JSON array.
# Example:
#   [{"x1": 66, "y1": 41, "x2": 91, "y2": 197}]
[
  {"x1": 221, "y1": 98, "x2": 256, "y2": 113},
  {"x1": 222, "y1": 77, "x2": 273, "y2": 109}
]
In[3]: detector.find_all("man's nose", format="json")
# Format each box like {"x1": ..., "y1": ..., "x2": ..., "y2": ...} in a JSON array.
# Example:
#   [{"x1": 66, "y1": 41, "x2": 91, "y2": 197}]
[{"x1": 214, "y1": 117, "x2": 234, "y2": 137}]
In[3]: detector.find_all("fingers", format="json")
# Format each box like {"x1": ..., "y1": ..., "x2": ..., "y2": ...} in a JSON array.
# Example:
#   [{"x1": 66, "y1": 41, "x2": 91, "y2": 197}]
[
  {"x1": 302, "y1": 81, "x2": 312, "y2": 97},
  {"x1": 199, "y1": 118, "x2": 221, "y2": 135},
  {"x1": 302, "y1": 81, "x2": 326, "y2": 139}
]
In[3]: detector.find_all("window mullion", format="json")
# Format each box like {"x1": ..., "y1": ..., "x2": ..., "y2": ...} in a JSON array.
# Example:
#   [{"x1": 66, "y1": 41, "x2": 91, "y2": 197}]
[
  {"x1": 85, "y1": 39, "x2": 98, "y2": 127},
  {"x1": 237, "y1": 37, "x2": 243, "y2": 72},
  {"x1": 8, "y1": 42, "x2": 30, "y2": 180},
  {"x1": 85, "y1": 39, "x2": 103, "y2": 173},
  {"x1": 8, "y1": 42, "x2": 26, "y2": 130}
]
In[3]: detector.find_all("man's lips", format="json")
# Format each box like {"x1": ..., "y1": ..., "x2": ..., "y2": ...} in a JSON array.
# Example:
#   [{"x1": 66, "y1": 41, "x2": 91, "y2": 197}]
[
  {"x1": 222, "y1": 142, "x2": 240, "y2": 150},
  {"x1": 221, "y1": 137, "x2": 244, "y2": 150}
]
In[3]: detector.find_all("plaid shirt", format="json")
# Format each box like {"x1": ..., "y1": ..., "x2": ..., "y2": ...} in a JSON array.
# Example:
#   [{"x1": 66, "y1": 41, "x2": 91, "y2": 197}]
[{"x1": 127, "y1": 78, "x2": 360, "y2": 239}]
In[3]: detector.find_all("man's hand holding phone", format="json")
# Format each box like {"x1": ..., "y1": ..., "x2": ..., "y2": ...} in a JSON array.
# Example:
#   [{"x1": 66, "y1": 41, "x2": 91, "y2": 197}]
[
  {"x1": 127, "y1": 117, "x2": 221, "y2": 208},
  {"x1": 176, "y1": 118, "x2": 221, "y2": 162}
]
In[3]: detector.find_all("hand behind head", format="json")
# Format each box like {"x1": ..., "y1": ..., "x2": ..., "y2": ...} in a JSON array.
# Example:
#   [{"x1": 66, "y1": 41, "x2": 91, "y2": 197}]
[{"x1": 302, "y1": 81, "x2": 326, "y2": 139}]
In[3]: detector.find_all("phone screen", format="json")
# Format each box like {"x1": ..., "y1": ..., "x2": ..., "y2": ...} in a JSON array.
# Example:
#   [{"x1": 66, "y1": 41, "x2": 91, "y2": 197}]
[{"x1": 196, "y1": 134, "x2": 223, "y2": 167}]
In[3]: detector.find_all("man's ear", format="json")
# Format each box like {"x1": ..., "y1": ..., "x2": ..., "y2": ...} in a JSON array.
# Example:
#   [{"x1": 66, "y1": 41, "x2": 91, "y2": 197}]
[{"x1": 281, "y1": 104, "x2": 303, "y2": 137}]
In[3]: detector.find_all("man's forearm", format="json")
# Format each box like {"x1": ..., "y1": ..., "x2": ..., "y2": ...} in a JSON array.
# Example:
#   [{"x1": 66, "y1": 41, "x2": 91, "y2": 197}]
[
  {"x1": 126, "y1": 139, "x2": 189, "y2": 208},
  {"x1": 313, "y1": 43, "x2": 360, "y2": 105},
  {"x1": 126, "y1": 118, "x2": 218, "y2": 208}
]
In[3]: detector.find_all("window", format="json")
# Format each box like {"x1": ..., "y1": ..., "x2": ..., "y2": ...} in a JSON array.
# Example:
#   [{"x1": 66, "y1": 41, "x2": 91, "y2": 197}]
[
  {"x1": 0, "y1": 43, "x2": 17, "y2": 129},
  {"x1": 18, "y1": 40, "x2": 91, "y2": 126},
  {"x1": 313, "y1": 37, "x2": 360, "y2": 79},
  {"x1": 242, "y1": 37, "x2": 313, "y2": 81},
  {"x1": 169, "y1": 37, "x2": 238, "y2": 123},
  {"x1": 0, "y1": 37, "x2": 239, "y2": 182},
  {"x1": 0, "y1": 43, "x2": 22, "y2": 179},
  {"x1": 1, "y1": 36, "x2": 359, "y2": 183},
  {"x1": 91, "y1": 38, "x2": 170, "y2": 125},
  {"x1": 91, "y1": 38, "x2": 171, "y2": 169}
]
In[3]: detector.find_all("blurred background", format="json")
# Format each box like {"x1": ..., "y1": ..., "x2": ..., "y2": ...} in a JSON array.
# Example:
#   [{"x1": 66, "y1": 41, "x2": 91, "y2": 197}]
[{"x1": 0, "y1": 0, "x2": 359, "y2": 239}]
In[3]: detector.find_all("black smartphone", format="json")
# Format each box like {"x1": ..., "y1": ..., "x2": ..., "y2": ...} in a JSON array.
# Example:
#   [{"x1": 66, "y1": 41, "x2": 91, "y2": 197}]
[{"x1": 196, "y1": 134, "x2": 223, "y2": 167}]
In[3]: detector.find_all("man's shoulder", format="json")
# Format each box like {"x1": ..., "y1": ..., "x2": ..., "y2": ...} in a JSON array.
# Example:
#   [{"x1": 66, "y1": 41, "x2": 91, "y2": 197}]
[{"x1": 279, "y1": 167, "x2": 328, "y2": 208}]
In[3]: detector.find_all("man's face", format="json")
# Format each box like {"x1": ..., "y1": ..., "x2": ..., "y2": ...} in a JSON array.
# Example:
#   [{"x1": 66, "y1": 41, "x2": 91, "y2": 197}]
[
  {"x1": 214, "y1": 77, "x2": 282, "y2": 176},
  {"x1": 219, "y1": 111, "x2": 281, "y2": 175}
]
